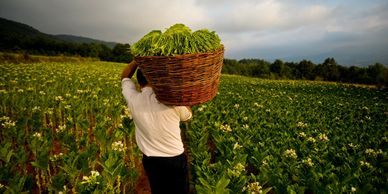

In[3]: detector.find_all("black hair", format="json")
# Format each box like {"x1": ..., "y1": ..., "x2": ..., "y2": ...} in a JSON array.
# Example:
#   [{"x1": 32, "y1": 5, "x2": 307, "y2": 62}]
[{"x1": 136, "y1": 69, "x2": 148, "y2": 87}]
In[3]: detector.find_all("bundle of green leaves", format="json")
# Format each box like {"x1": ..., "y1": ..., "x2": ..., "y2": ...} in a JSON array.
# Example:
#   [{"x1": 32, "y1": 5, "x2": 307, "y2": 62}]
[{"x1": 131, "y1": 24, "x2": 221, "y2": 57}]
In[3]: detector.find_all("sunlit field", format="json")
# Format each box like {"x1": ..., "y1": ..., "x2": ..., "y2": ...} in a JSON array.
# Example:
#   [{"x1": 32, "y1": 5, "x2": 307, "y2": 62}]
[{"x1": 1, "y1": 61, "x2": 387, "y2": 193}]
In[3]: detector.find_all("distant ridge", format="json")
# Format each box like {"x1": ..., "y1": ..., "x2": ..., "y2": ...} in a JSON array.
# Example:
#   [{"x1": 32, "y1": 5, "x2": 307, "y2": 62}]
[
  {"x1": 0, "y1": 17, "x2": 118, "y2": 49},
  {"x1": 54, "y1": 34, "x2": 117, "y2": 49}
]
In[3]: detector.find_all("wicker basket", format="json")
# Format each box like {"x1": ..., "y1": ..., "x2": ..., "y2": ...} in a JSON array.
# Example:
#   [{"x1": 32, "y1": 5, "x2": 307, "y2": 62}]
[{"x1": 134, "y1": 46, "x2": 224, "y2": 106}]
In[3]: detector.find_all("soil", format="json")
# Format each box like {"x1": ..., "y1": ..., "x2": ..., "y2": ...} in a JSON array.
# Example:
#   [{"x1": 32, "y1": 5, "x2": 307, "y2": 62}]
[{"x1": 134, "y1": 160, "x2": 151, "y2": 194}]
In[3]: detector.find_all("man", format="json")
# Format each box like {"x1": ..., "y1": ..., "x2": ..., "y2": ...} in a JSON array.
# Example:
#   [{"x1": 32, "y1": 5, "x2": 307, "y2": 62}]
[{"x1": 121, "y1": 61, "x2": 192, "y2": 194}]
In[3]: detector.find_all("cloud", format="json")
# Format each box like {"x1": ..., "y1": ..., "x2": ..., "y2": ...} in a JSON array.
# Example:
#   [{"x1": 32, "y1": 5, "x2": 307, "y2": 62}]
[
  {"x1": 0, "y1": 0, "x2": 208, "y2": 43},
  {"x1": 208, "y1": 0, "x2": 332, "y2": 33}
]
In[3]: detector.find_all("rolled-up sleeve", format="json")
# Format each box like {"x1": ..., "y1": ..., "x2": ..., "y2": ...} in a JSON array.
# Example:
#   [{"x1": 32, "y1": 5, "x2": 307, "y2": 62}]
[
  {"x1": 175, "y1": 106, "x2": 192, "y2": 121},
  {"x1": 121, "y1": 78, "x2": 138, "y2": 104}
]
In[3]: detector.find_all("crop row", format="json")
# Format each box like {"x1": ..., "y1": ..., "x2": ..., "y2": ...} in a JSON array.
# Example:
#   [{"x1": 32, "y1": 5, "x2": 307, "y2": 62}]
[{"x1": 188, "y1": 75, "x2": 387, "y2": 193}]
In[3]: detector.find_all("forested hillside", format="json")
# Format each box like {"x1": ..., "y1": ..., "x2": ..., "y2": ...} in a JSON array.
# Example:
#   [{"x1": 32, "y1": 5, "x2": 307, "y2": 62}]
[{"x1": 0, "y1": 17, "x2": 132, "y2": 63}]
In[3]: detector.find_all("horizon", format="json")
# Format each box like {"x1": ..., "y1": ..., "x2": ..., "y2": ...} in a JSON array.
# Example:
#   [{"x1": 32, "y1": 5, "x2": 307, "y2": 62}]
[{"x1": 1, "y1": 0, "x2": 388, "y2": 66}]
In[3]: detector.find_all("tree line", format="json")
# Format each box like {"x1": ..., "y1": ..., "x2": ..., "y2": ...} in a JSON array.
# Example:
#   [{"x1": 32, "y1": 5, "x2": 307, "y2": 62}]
[
  {"x1": 222, "y1": 58, "x2": 388, "y2": 87},
  {"x1": 1, "y1": 35, "x2": 132, "y2": 63}
]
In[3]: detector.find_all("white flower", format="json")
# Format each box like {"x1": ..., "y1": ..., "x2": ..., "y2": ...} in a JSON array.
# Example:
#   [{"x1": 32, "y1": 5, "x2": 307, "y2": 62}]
[
  {"x1": 50, "y1": 153, "x2": 64, "y2": 161},
  {"x1": 81, "y1": 171, "x2": 100, "y2": 185},
  {"x1": 33, "y1": 132, "x2": 43, "y2": 140},
  {"x1": 296, "y1": 121, "x2": 308, "y2": 128},
  {"x1": 57, "y1": 124, "x2": 66, "y2": 133},
  {"x1": 360, "y1": 161, "x2": 372, "y2": 168},
  {"x1": 351, "y1": 187, "x2": 357, "y2": 192},
  {"x1": 365, "y1": 148, "x2": 383, "y2": 157},
  {"x1": 2, "y1": 119, "x2": 16, "y2": 128},
  {"x1": 365, "y1": 148, "x2": 374, "y2": 154},
  {"x1": 45, "y1": 108, "x2": 54, "y2": 115},
  {"x1": 123, "y1": 108, "x2": 132, "y2": 119},
  {"x1": 91, "y1": 170, "x2": 100, "y2": 177},
  {"x1": 0, "y1": 116, "x2": 10, "y2": 121},
  {"x1": 302, "y1": 157, "x2": 314, "y2": 167},
  {"x1": 318, "y1": 133, "x2": 329, "y2": 141},
  {"x1": 307, "y1": 137, "x2": 316, "y2": 143},
  {"x1": 82, "y1": 176, "x2": 89, "y2": 181},
  {"x1": 298, "y1": 132, "x2": 306, "y2": 138},
  {"x1": 103, "y1": 99, "x2": 110, "y2": 105},
  {"x1": 242, "y1": 182, "x2": 263, "y2": 194},
  {"x1": 233, "y1": 142, "x2": 242, "y2": 150},
  {"x1": 112, "y1": 141, "x2": 125, "y2": 152},
  {"x1": 32, "y1": 106, "x2": 41, "y2": 112},
  {"x1": 220, "y1": 124, "x2": 232, "y2": 132},
  {"x1": 234, "y1": 104, "x2": 240, "y2": 109},
  {"x1": 55, "y1": 96, "x2": 64, "y2": 101},
  {"x1": 254, "y1": 102, "x2": 263, "y2": 108},
  {"x1": 284, "y1": 149, "x2": 297, "y2": 159},
  {"x1": 228, "y1": 162, "x2": 245, "y2": 177}
]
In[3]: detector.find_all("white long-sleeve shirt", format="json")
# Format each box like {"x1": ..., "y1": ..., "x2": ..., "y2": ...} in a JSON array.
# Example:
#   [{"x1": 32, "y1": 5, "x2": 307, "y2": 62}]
[{"x1": 121, "y1": 78, "x2": 192, "y2": 157}]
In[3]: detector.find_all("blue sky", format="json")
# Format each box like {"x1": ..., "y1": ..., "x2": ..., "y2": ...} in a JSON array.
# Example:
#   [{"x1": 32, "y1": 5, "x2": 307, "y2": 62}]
[{"x1": 1, "y1": 0, "x2": 387, "y2": 65}]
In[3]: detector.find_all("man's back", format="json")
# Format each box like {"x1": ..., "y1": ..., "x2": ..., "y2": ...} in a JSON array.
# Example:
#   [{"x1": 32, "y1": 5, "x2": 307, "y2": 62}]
[{"x1": 122, "y1": 78, "x2": 192, "y2": 157}]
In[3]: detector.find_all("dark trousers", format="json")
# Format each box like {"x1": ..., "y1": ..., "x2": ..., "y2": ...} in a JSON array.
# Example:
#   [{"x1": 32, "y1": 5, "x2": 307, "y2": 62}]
[{"x1": 142, "y1": 153, "x2": 188, "y2": 194}]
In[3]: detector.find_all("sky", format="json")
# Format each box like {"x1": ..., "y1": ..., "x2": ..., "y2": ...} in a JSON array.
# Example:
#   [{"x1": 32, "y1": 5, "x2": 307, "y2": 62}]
[{"x1": 1, "y1": 0, "x2": 388, "y2": 66}]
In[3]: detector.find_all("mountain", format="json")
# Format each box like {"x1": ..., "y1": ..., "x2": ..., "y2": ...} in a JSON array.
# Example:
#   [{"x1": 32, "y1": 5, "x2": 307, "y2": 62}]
[
  {"x1": 0, "y1": 17, "x2": 118, "y2": 49},
  {"x1": 54, "y1": 34, "x2": 117, "y2": 49},
  {"x1": 0, "y1": 17, "x2": 57, "y2": 49}
]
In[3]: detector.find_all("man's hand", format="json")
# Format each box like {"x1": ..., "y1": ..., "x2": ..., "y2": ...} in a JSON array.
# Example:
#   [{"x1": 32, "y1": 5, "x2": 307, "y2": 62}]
[{"x1": 121, "y1": 61, "x2": 138, "y2": 80}]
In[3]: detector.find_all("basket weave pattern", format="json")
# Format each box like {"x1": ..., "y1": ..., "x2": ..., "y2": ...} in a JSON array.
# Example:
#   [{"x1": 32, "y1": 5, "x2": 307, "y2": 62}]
[{"x1": 135, "y1": 46, "x2": 224, "y2": 106}]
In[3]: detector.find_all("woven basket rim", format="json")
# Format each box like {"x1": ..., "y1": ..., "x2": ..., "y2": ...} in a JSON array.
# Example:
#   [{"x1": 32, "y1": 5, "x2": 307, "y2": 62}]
[{"x1": 134, "y1": 45, "x2": 224, "y2": 60}]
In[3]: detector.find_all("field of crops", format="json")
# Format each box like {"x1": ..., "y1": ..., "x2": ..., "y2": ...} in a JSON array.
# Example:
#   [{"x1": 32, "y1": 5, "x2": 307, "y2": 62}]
[{"x1": 0, "y1": 61, "x2": 387, "y2": 193}]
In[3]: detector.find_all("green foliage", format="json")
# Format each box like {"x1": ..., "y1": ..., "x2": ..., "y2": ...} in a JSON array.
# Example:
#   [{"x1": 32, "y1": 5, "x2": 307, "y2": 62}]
[
  {"x1": 189, "y1": 75, "x2": 388, "y2": 193},
  {"x1": 0, "y1": 61, "x2": 138, "y2": 193},
  {"x1": 131, "y1": 23, "x2": 221, "y2": 56},
  {"x1": 223, "y1": 58, "x2": 388, "y2": 86},
  {"x1": 1, "y1": 60, "x2": 387, "y2": 193}
]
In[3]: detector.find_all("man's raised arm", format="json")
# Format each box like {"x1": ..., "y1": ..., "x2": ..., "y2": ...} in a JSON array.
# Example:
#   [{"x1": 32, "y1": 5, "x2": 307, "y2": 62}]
[{"x1": 121, "y1": 61, "x2": 138, "y2": 80}]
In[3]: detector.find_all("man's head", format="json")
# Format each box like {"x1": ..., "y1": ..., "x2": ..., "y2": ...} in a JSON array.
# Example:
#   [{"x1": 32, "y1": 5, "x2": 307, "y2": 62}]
[{"x1": 136, "y1": 69, "x2": 149, "y2": 87}]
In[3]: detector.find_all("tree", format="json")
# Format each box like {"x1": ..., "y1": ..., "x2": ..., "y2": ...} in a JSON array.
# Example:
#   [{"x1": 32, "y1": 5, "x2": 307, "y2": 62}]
[
  {"x1": 252, "y1": 60, "x2": 271, "y2": 78},
  {"x1": 270, "y1": 59, "x2": 291, "y2": 78},
  {"x1": 317, "y1": 57, "x2": 340, "y2": 81},
  {"x1": 111, "y1": 43, "x2": 132, "y2": 63},
  {"x1": 367, "y1": 63, "x2": 388, "y2": 86},
  {"x1": 297, "y1": 60, "x2": 315, "y2": 80}
]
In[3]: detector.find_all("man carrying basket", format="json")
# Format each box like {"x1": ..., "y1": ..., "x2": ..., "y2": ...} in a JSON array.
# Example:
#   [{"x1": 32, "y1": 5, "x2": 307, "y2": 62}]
[{"x1": 121, "y1": 61, "x2": 192, "y2": 194}]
